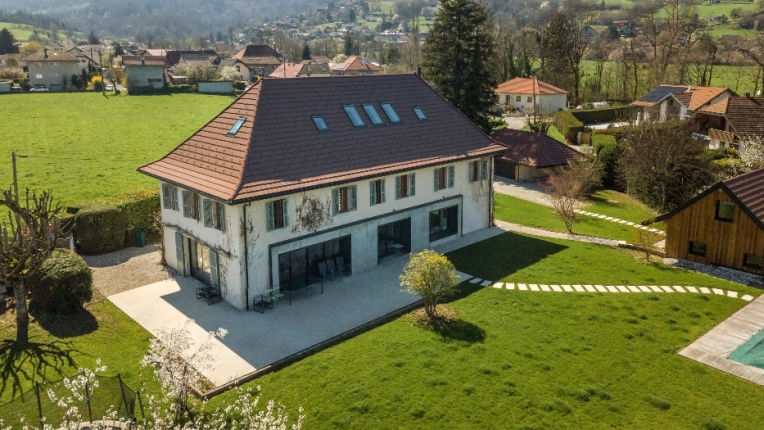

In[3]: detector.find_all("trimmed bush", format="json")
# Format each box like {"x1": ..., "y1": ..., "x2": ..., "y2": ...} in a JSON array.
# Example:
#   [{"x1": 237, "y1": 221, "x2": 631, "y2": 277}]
[
  {"x1": 593, "y1": 135, "x2": 622, "y2": 190},
  {"x1": 74, "y1": 205, "x2": 127, "y2": 254},
  {"x1": 98, "y1": 188, "x2": 160, "y2": 246},
  {"x1": 30, "y1": 249, "x2": 92, "y2": 314},
  {"x1": 554, "y1": 111, "x2": 585, "y2": 142},
  {"x1": 571, "y1": 105, "x2": 640, "y2": 125}
]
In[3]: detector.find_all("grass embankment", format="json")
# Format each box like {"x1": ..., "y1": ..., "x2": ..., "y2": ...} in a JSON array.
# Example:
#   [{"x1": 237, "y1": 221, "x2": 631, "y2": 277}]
[
  {"x1": 494, "y1": 192, "x2": 662, "y2": 243},
  {"x1": 0, "y1": 92, "x2": 234, "y2": 208},
  {"x1": 205, "y1": 233, "x2": 763, "y2": 429}
]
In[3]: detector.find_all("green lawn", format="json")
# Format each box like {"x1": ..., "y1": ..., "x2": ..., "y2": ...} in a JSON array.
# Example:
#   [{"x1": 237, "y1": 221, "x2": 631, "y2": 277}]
[
  {"x1": 583, "y1": 190, "x2": 665, "y2": 229},
  {"x1": 495, "y1": 193, "x2": 650, "y2": 243},
  {"x1": 0, "y1": 92, "x2": 234, "y2": 208},
  {"x1": 0, "y1": 22, "x2": 36, "y2": 41},
  {"x1": 204, "y1": 233, "x2": 763, "y2": 429},
  {"x1": 520, "y1": 124, "x2": 566, "y2": 143}
]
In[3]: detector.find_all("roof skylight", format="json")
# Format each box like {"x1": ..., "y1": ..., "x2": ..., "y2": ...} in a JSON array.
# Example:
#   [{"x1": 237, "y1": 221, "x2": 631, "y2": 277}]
[
  {"x1": 312, "y1": 115, "x2": 330, "y2": 132},
  {"x1": 412, "y1": 107, "x2": 427, "y2": 121},
  {"x1": 362, "y1": 103, "x2": 384, "y2": 126},
  {"x1": 343, "y1": 105, "x2": 366, "y2": 127},
  {"x1": 227, "y1": 117, "x2": 246, "y2": 137},
  {"x1": 380, "y1": 103, "x2": 401, "y2": 124}
]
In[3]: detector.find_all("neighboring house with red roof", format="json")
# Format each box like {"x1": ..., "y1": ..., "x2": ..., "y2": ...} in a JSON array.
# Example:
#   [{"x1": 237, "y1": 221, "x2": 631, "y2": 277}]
[
  {"x1": 233, "y1": 45, "x2": 282, "y2": 78},
  {"x1": 23, "y1": 49, "x2": 80, "y2": 91},
  {"x1": 689, "y1": 95, "x2": 764, "y2": 151},
  {"x1": 494, "y1": 77, "x2": 568, "y2": 113},
  {"x1": 269, "y1": 61, "x2": 331, "y2": 78},
  {"x1": 490, "y1": 129, "x2": 580, "y2": 182},
  {"x1": 648, "y1": 167, "x2": 764, "y2": 275},
  {"x1": 330, "y1": 56, "x2": 381, "y2": 76},
  {"x1": 122, "y1": 55, "x2": 169, "y2": 91},
  {"x1": 633, "y1": 84, "x2": 734, "y2": 123},
  {"x1": 138, "y1": 74, "x2": 505, "y2": 310}
]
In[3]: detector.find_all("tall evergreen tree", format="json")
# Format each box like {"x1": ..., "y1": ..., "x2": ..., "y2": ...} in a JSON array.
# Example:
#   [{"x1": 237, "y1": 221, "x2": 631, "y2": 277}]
[
  {"x1": 344, "y1": 33, "x2": 353, "y2": 56},
  {"x1": 421, "y1": 0, "x2": 497, "y2": 133},
  {"x1": 0, "y1": 28, "x2": 18, "y2": 54},
  {"x1": 87, "y1": 30, "x2": 99, "y2": 45},
  {"x1": 302, "y1": 44, "x2": 311, "y2": 60}
]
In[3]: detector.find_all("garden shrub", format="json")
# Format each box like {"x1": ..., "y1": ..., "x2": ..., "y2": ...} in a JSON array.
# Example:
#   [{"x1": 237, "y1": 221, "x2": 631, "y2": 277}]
[
  {"x1": 74, "y1": 205, "x2": 127, "y2": 254},
  {"x1": 98, "y1": 188, "x2": 160, "y2": 246},
  {"x1": 571, "y1": 105, "x2": 640, "y2": 125},
  {"x1": 554, "y1": 111, "x2": 585, "y2": 142},
  {"x1": 593, "y1": 135, "x2": 623, "y2": 190},
  {"x1": 30, "y1": 249, "x2": 92, "y2": 314},
  {"x1": 232, "y1": 81, "x2": 247, "y2": 91}
]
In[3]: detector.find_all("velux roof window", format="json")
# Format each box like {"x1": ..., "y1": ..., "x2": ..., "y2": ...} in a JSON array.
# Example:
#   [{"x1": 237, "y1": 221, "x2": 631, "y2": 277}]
[
  {"x1": 380, "y1": 102, "x2": 401, "y2": 123},
  {"x1": 343, "y1": 105, "x2": 366, "y2": 127},
  {"x1": 412, "y1": 107, "x2": 427, "y2": 121},
  {"x1": 312, "y1": 115, "x2": 330, "y2": 132},
  {"x1": 227, "y1": 116, "x2": 246, "y2": 137},
  {"x1": 362, "y1": 103, "x2": 384, "y2": 126}
]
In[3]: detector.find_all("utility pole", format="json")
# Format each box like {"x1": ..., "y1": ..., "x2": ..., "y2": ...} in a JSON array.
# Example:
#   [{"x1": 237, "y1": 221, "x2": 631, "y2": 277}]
[{"x1": 99, "y1": 49, "x2": 104, "y2": 96}]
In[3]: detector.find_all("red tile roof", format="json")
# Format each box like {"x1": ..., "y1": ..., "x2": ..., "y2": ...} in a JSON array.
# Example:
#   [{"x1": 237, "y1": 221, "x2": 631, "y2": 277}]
[
  {"x1": 490, "y1": 129, "x2": 580, "y2": 168},
  {"x1": 122, "y1": 55, "x2": 170, "y2": 67},
  {"x1": 234, "y1": 45, "x2": 281, "y2": 61},
  {"x1": 495, "y1": 78, "x2": 567, "y2": 95},
  {"x1": 331, "y1": 56, "x2": 382, "y2": 73},
  {"x1": 139, "y1": 74, "x2": 505, "y2": 203},
  {"x1": 269, "y1": 62, "x2": 304, "y2": 78},
  {"x1": 699, "y1": 96, "x2": 764, "y2": 138}
]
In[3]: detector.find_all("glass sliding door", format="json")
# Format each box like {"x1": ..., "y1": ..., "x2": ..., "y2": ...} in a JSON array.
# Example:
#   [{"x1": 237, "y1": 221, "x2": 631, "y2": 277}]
[
  {"x1": 429, "y1": 206, "x2": 458, "y2": 242},
  {"x1": 377, "y1": 218, "x2": 412, "y2": 263},
  {"x1": 278, "y1": 235, "x2": 352, "y2": 292}
]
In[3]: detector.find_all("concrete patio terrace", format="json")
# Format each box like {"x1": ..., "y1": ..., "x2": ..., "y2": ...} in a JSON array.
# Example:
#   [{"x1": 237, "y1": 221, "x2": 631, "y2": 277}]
[{"x1": 108, "y1": 226, "x2": 504, "y2": 394}]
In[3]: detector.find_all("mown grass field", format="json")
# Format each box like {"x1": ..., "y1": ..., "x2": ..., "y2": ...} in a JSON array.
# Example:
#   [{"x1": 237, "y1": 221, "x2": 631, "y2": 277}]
[
  {"x1": 204, "y1": 233, "x2": 764, "y2": 429},
  {"x1": 0, "y1": 92, "x2": 234, "y2": 208}
]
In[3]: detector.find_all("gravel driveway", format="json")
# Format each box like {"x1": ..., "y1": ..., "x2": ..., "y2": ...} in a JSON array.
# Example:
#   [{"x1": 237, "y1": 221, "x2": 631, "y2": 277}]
[{"x1": 83, "y1": 244, "x2": 171, "y2": 297}]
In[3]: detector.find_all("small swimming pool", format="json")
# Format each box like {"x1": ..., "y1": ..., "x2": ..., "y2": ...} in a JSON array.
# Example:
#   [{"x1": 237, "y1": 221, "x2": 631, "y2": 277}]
[{"x1": 728, "y1": 327, "x2": 764, "y2": 369}]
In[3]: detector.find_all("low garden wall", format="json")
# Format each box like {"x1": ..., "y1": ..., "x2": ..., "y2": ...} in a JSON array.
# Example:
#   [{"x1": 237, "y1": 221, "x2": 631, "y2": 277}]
[{"x1": 199, "y1": 81, "x2": 234, "y2": 94}]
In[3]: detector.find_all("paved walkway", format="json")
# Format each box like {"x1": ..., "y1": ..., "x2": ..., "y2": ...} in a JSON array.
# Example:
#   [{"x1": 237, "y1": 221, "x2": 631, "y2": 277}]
[
  {"x1": 574, "y1": 209, "x2": 665, "y2": 235},
  {"x1": 494, "y1": 219, "x2": 623, "y2": 247},
  {"x1": 493, "y1": 178, "x2": 556, "y2": 207}
]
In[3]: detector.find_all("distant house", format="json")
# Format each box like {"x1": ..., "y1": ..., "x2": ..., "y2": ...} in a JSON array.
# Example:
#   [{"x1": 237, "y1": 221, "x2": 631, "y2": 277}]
[
  {"x1": 633, "y1": 85, "x2": 734, "y2": 123},
  {"x1": 649, "y1": 167, "x2": 764, "y2": 275},
  {"x1": 689, "y1": 95, "x2": 764, "y2": 150},
  {"x1": 166, "y1": 50, "x2": 218, "y2": 67},
  {"x1": 490, "y1": 129, "x2": 580, "y2": 182},
  {"x1": 217, "y1": 58, "x2": 250, "y2": 80},
  {"x1": 330, "y1": 56, "x2": 382, "y2": 76},
  {"x1": 311, "y1": 55, "x2": 331, "y2": 64},
  {"x1": 122, "y1": 55, "x2": 169, "y2": 91},
  {"x1": 23, "y1": 49, "x2": 80, "y2": 91},
  {"x1": 269, "y1": 61, "x2": 331, "y2": 78},
  {"x1": 233, "y1": 45, "x2": 282, "y2": 78},
  {"x1": 494, "y1": 78, "x2": 568, "y2": 113}
]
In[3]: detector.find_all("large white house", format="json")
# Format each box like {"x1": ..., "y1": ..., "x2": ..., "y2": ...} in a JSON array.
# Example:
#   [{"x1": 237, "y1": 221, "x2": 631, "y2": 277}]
[
  {"x1": 122, "y1": 55, "x2": 169, "y2": 91},
  {"x1": 24, "y1": 49, "x2": 80, "y2": 91},
  {"x1": 495, "y1": 77, "x2": 568, "y2": 113},
  {"x1": 139, "y1": 74, "x2": 505, "y2": 310}
]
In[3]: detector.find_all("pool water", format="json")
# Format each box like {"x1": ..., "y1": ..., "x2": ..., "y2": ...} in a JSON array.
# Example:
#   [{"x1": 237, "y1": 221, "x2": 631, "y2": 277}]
[{"x1": 728, "y1": 327, "x2": 764, "y2": 369}]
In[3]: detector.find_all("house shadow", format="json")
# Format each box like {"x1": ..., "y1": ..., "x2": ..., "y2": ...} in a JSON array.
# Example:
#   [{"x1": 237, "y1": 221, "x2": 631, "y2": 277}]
[
  {"x1": 446, "y1": 231, "x2": 568, "y2": 283},
  {"x1": 0, "y1": 339, "x2": 77, "y2": 401},
  {"x1": 30, "y1": 307, "x2": 98, "y2": 338}
]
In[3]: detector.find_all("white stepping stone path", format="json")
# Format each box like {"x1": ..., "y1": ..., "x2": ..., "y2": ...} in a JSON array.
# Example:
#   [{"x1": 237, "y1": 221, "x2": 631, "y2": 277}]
[
  {"x1": 700, "y1": 287, "x2": 711, "y2": 294},
  {"x1": 713, "y1": 288, "x2": 724, "y2": 296},
  {"x1": 480, "y1": 280, "x2": 492, "y2": 287},
  {"x1": 562, "y1": 285, "x2": 573, "y2": 292},
  {"x1": 742, "y1": 295, "x2": 754, "y2": 302},
  {"x1": 638, "y1": 286, "x2": 651, "y2": 293},
  {"x1": 686, "y1": 286, "x2": 699, "y2": 293},
  {"x1": 530, "y1": 284, "x2": 540, "y2": 291},
  {"x1": 673, "y1": 285, "x2": 686, "y2": 293},
  {"x1": 552, "y1": 285, "x2": 562, "y2": 292},
  {"x1": 660, "y1": 286, "x2": 675, "y2": 293},
  {"x1": 595, "y1": 285, "x2": 607, "y2": 293},
  {"x1": 649, "y1": 286, "x2": 663, "y2": 293},
  {"x1": 540, "y1": 285, "x2": 551, "y2": 292},
  {"x1": 627, "y1": 286, "x2": 641, "y2": 293},
  {"x1": 469, "y1": 277, "x2": 482, "y2": 284},
  {"x1": 573, "y1": 209, "x2": 666, "y2": 235},
  {"x1": 506, "y1": 283, "x2": 515, "y2": 290},
  {"x1": 573, "y1": 285, "x2": 585, "y2": 292},
  {"x1": 492, "y1": 282, "x2": 504, "y2": 289},
  {"x1": 584, "y1": 285, "x2": 596, "y2": 292},
  {"x1": 727, "y1": 290, "x2": 738, "y2": 298},
  {"x1": 518, "y1": 283, "x2": 528, "y2": 291},
  {"x1": 616, "y1": 285, "x2": 629, "y2": 293},
  {"x1": 606, "y1": 286, "x2": 619, "y2": 293}
]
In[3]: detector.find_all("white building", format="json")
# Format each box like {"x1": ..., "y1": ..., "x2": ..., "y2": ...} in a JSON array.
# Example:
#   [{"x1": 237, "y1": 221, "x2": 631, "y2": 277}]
[
  {"x1": 122, "y1": 55, "x2": 168, "y2": 91},
  {"x1": 139, "y1": 75, "x2": 505, "y2": 310},
  {"x1": 24, "y1": 49, "x2": 80, "y2": 91},
  {"x1": 495, "y1": 77, "x2": 568, "y2": 113}
]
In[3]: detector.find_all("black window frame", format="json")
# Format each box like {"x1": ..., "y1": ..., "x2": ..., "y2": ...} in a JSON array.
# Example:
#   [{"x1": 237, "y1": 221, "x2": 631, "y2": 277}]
[
  {"x1": 429, "y1": 205, "x2": 459, "y2": 242},
  {"x1": 362, "y1": 103, "x2": 385, "y2": 126},
  {"x1": 688, "y1": 241, "x2": 707, "y2": 257},
  {"x1": 227, "y1": 116, "x2": 246, "y2": 137},
  {"x1": 311, "y1": 115, "x2": 331, "y2": 132},
  {"x1": 715, "y1": 200, "x2": 735, "y2": 223},
  {"x1": 380, "y1": 102, "x2": 402, "y2": 124},
  {"x1": 412, "y1": 106, "x2": 427, "y2": 121},
  {"x1": 343, "y1": 104, "x2": 366, "y2": 128}
]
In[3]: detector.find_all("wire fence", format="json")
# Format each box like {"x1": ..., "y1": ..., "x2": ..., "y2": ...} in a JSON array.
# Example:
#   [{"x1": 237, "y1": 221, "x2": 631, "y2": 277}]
[{"x1": 0, "y1": 374, "x2": 144, "y2": 428}]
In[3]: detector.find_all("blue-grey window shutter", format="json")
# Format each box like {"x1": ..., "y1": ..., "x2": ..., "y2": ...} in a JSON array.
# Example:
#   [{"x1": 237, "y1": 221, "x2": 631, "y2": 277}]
[
  {"x1": 395, "y1": 176, "x2": 401, "y2": 199},
  {"x1": 481, "y1": 159, "x2": 489, "y2": 180},
  {"x1": 219, "y1": 204, "x2": 226, "y2": 232},
  {"x1": 350, "y1": 186, "x2": 357, "y2": 211},
  {"x1": 174, "y1": 231, "x2": 184, "y2": 274},
  {"x1": 380, "y1": 179, "x2": 386, "y2": 203},
  {"x1": 172, "y1": 186, "x2": 179, "y2": 210},
  {"x1": 409, "y1": 174, "x2": 415, "y2": 196},
  {"x1": 332, "y1": 189, "x2": 339, "y2": 215},
  {"x1": 210, "y1": 250, "x2": 219, "y2": 287},
  {"x1": 369, "y1": 181, "x2": 377, "y2": 206},
  {"x1": 182, "y1": 191, "x2": 191, "y2": 218},
  {"x1": 283, "y1": 199, "x2": 289, "y2": 227},
  {"x1": 448, "y1": 166, "x2": 455, "y2": 188},
  {"x1": 266, "y1": 201, "x2": 275, "y2": 231},
  {"x1": 203, "y1": 199, "x2": 213, "y2": 227},
  {"x1": 434, "y1": 169, "x2": 440, "y2": 191},
  {"x1": 162, "y1": 183, "x2": 171, "y2": 209}
]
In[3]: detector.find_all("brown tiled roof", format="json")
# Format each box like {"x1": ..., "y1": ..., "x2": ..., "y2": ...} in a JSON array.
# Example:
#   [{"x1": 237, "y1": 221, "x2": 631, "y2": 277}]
[
  {"x1": 312, "y1": 55, "x2": 331, "y2": 64},
  {"x1": 331, "y1": 56, "x2": 381, "y2": 72},
  {"x1": 269, "y1": 62, "x2": 304, "y2": 78},
  {"x1": 672, "y1": 92, "x2": 692, "y2": 107},
  {"x1": 708, "y1": 128, "x2": 735, "y2": 143},
  {"x1": 490, "y1": 129, "x2": 580, "y2": 168},
  {"x1": 233, "y1": 45, "x2": 281, "y2": 62},
  {"x1": 495, "y1": 78, "x2": 567, "y2": 95},
  {"x1": 139, "y1": 74, "x2": 505, "y2": 203},
  {"x1": 166, "y1": 50, "x2": 218, "y2": 66},
  {"x1": 122, "y1": 55, "x2": 169, "y2": 67},
  {"x1": 651, "y1": 166, "x2": 764, "y2": 230},
  {"x1": 699, "y1": 96, "x2": 764, "y2": 138},
  {"x1": 686, "y1": 86, "x2": 730, "y2": 111},
  {"x1": 23, "y1": 49, "x2": 79, "y2": 62}
]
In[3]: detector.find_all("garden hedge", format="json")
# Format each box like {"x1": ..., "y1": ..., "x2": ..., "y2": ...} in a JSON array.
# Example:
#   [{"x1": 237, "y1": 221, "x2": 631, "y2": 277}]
[
  {"x1": 30, "y1": 249, "x2": 92, "y2": 314},
  {"x1": 99, "y1": 188, "x2": 160, "y2": 246},
  {"x1": 554, "y1": 111, "x2": 585, "y2": 142},
  {"x1": 571, "y1": 105, "x2": 640, "y2": 125}
]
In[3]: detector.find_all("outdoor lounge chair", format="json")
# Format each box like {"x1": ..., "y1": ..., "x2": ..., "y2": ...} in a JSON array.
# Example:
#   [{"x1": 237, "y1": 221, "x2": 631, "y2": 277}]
[
  {"x1": 318, "y1": 261, "x2": 333, "y2": 281},
  {"x1": 336, "y1": 256, "x2": 350, "y2": 276},
  {"x1": 326, "y1": 258, "x2": 341, "y2": 278}
]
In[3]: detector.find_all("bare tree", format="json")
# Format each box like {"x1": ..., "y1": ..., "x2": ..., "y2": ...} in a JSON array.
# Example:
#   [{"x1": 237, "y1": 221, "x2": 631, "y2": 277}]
[
  {"x1": 739, "y1": 35, "x2": 764, "y2": 92},
  {"x1": 525, "y1": 104, "x2": 553, "y2": 134},
  {"x1": 545, "y1": 157, "x2": 600, "y2": 234},
  {"x1": 0, "y1": 189, "x2": 63, "y2": 345}
]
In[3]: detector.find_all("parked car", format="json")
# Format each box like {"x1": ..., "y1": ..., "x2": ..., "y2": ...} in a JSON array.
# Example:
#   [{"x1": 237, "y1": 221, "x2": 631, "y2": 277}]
[
  {"x1": 105, "y1": 84, "x2": 115, "y2": 91},
  {"x1": 29, "y1": 85, "x2": 49, "y2": 92}
]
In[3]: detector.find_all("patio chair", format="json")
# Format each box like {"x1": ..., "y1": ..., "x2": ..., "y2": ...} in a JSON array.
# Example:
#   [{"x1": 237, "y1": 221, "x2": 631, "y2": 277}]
[
  {"x1": 318, "y1": 261, "x2": 333, "y2": 281},
  {"x1": 268, "y1": 286, "x2": 285, "y2": 303},
  {"x1": 336, "y1": 256, "x2": 351, "y2": 277}
]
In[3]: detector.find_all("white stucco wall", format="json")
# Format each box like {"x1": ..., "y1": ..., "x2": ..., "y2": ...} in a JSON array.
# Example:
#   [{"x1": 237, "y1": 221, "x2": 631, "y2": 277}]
[
  {"x1": 199, "y1": 81, "x2": 234, "y2": 94},
  {"x1": 127, "y1": 66, "x2": 165, "y2": 89},
  {"x1": 161, "y1": 158, "x2": 494, "y2": 310},
  {"x1": 28, "y1": 61, "x2": 79, "y2": 90},
  {"x1": 498, "y1": 93, "x2": 567, "y2": 113}
]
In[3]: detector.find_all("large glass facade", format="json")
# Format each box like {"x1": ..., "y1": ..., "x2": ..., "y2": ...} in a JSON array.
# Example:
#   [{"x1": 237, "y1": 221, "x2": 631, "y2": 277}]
[
  {"x1": 377, "y1": 218, "x2": 411, "y2": 263},
  {"x1": 278, "y1": 235, "x2": 351, "y2": 291},
  {"x1": 429, "y1": 206, "x2": 458, "y2": 242}
]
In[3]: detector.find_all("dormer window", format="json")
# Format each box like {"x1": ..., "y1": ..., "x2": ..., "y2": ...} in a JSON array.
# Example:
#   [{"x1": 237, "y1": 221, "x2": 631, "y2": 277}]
[
  {"x1": 413, "y1": 107, "x2": 427, "y2": 121},
  {"x1": 227, "y1": 117, "x2": 246, "y2": 137},
  {"x1": 380, "y1": 102, "x2": 401, "y2": 123},
  {"x1": 343, "y1": 105, "x2": 365, "y2": 127},
  {"x1": 362, "y1": 103, "x2": 384, "y2": 126},
  {"x1": 312, "y1": 115, "x2": 330, "y2": 131}
]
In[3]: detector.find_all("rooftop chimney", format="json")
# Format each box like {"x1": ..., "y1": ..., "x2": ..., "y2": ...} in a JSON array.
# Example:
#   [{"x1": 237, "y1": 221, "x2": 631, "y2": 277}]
[
  {"x1": 44, "y1": 48, "x2": 48, "y2": 58},
  {"x1": 745, "y1": 92, "x2": 751, "y2": 97}
]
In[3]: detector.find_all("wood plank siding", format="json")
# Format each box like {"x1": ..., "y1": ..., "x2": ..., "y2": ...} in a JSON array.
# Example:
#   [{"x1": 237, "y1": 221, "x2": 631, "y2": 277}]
[{"x1": 665, "y1": 189, "x2": 764, "y2": 274}]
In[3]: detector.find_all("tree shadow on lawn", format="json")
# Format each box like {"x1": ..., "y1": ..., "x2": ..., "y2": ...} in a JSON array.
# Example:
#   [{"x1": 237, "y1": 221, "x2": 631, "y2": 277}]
[
  {"x1": 30, "y1": 307, "x2": 98, "y2": 338},
  {"x1": 446, "y1": 232, "x2": 568, "y2": 282},
  {"x1": 412, "y1": 305, "x2": 486, "y2": 344},
  {"x1": 0, "y1": 339, "x2": 78, "y2": 402}
]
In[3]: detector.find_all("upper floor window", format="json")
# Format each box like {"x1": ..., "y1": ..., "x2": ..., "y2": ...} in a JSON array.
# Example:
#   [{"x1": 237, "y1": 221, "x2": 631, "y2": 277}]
[
  {"x1": 33, "y1": 62, "x2": 41, "y2": 67},
  {"x1": 343, "y1": 105, "x2": 365, "y2": 127},
  {"x1": 161, "y1": 183, "x2": 179, "y2": 211},
  {"x1": 182, "y1": 190, "x2": 201, "y2": 220},
  {"x1": 412, "y1": 107, "x2": 427, "y2": 121},
  {"x1": 48, "y1": 62, "x2": 59, "y2": 66},
  {"x1": 266, "y1": 199, "x2": 289, "y2": 231},
  {"x1": 395, "y1": 173, "x2": 416, "y2": 199},
  {"x1": 312, "y1": 115, "x2": 330, "y2": 132},
  {"x1": 332, "y1": 185, "x2": 357, "y2": 214},
  {"x1": 203, "y1": 199, "x2": 226, "y2": 231},
  {"x1": 715, "y1": 201, "x2": 735, "y2": 222},
  {"x1": 363, "y1": 103, "x2": 384, "y2": 126},
  {"x1": 380, "y1": 102, "x2": 401, "y2": 123},
  {"x1": 369, "y1": 179, "x2": 386, "y2": 206},
  {"x1": 469, "y1": 159, "x2": 489, "y2": 182},
  {"x1": 434, "y1": 166, "x2": 455, "y2": 191}
]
